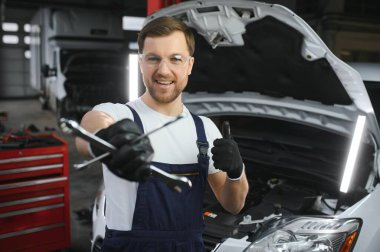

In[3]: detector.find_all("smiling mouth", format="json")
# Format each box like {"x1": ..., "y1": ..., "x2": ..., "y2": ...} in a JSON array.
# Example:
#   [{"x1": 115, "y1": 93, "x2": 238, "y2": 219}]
[{"x1": 155, "y1": 80, "x2": 174, "y2": 85}]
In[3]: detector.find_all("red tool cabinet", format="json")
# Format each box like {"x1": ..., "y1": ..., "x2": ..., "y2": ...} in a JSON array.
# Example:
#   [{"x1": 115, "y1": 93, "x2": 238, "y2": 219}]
[{"x1": 0, "y1": 134, "x2": 70, "y2": 251}]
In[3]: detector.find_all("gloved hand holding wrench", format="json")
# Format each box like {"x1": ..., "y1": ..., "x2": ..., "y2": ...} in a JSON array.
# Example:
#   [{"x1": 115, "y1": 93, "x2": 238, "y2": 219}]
[
  {"x1": 89, "y1": 118, "x2": 154, "y2": 182},
  {"x1": 59, "y1": 117, "x2": 192, "y2": 192}
]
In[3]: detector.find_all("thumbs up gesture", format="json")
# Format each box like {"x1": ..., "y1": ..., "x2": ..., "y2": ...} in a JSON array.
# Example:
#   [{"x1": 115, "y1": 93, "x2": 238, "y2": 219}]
[{"x1": 211, "y1": 121, "x2": 244, "y2": 180}]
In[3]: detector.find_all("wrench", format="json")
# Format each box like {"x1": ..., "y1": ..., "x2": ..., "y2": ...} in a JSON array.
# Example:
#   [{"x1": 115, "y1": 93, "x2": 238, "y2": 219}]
[
  {"x1": 59, "y1": 117, "x2": 192, "y2": 192},
  {"x1": 62, "y1": 117, "x2": 184, "y2": 169}
]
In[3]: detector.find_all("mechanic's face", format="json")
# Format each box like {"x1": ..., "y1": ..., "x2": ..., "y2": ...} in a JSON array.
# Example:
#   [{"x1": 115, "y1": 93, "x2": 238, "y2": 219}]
[{"x1": 139, "y1": 31, "x2": 194, "y2": 104}]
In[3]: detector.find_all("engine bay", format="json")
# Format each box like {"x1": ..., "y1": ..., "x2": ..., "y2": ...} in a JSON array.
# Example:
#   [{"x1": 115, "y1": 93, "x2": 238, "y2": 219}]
[{"x1": 202, "y1": 115, "x2": 374, "y2": 250}]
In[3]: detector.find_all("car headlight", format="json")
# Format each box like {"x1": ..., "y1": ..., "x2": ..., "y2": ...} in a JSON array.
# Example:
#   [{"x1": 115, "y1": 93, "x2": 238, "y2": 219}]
[{"x1": 246, "y1": 217, "x2": 361, "y2": 252}]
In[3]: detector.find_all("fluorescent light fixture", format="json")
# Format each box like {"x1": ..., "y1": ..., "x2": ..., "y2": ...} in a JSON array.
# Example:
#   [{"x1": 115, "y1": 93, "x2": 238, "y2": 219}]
[
  {"x1": 128, "y1": 53, "x2": 139, "y2": 101},
  {"x1": 24, "y1": 36, "x2": 31, "y2": 44},
  {"x1": 24, "y1": 24, "x2": 31, "y2": 33},
  {"x1": 123, "y1": 16, "x2": 145, "y2": 31},
  {"x1": 24, "y1": 50, "x2": 31, "y2": 59},
  {"x1": 340, "y1": 115, "x2": 366, "y2": 193},
  {"x1": 2, "y1": 22, "x2": 18, "y2": 32},
  {"x1": 2, "y1": 35, "x2": 19, "y2": 44},
  {"x1": 129, "y1": 42, "x2": 138, "y2": 50}
]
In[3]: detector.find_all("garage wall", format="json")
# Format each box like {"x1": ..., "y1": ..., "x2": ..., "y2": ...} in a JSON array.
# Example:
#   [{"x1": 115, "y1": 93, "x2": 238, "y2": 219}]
[{"x1": 0, "y1": 7, "x2": 38, "y2": 98}]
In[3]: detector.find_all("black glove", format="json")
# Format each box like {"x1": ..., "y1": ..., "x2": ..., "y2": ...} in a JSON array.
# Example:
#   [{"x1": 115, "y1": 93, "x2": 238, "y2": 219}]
[
  {"x1": 90, "y1": 119, "x2": 154, "y2": 182},
  {"x1": 211, "y1": 122, "x2": 243, "y2": 179}
]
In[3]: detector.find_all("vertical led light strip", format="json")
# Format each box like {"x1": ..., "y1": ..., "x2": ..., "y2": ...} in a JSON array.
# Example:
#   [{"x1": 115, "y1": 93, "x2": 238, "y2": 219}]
[
  {"x1": 128, "y1": 53, "x2": 139, "y2": 101},
  {"x1": 340, "y1": 115, "x2": 367, "y2": 193}
]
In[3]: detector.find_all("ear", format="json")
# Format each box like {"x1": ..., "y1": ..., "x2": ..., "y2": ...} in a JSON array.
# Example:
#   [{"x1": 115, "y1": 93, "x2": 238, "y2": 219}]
[{"x1": 188, "y1": 57, "x2": 194, "y2": 75}]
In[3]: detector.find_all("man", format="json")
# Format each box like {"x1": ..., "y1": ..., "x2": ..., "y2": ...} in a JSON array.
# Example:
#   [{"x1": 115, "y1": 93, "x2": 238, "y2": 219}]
[{"x1": 76, "y1": 16, "x2": 249, "y2": 251}]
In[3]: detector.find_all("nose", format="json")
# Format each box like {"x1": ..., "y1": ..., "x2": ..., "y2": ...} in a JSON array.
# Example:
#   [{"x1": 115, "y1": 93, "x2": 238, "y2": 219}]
[{"x1": 157, "y1": 59, "x2": 171, "y2": 74}]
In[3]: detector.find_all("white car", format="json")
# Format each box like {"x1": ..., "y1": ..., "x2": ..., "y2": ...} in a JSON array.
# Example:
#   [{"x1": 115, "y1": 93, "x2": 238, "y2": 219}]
[{"x1": 91, "y1": 1, "x2": 380, "y2": 251}]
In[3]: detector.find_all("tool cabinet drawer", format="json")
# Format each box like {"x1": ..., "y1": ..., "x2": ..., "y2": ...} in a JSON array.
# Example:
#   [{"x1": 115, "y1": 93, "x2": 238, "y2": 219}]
[
  {"x1": 0, "y1": 224, "x2": 67, "y2": 252},
  {"x1": 0, "y1": 136, "x2": 68, "y2": 182}
]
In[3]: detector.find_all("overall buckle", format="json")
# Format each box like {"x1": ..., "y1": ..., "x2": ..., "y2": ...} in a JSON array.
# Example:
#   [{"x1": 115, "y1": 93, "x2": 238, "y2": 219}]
[{"x1": 196, "y1": 140, "x2": 209, "y2": 158}]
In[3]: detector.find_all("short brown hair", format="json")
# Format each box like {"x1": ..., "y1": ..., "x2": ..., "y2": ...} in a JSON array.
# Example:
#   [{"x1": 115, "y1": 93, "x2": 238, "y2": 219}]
[{"x1": 137, "y1": 16, "x2": 195, "y2": 56}]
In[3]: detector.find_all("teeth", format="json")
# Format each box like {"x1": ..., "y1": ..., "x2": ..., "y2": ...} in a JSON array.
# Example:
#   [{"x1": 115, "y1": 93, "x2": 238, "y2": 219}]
[{"x1": 157, "y1": 80, "x2": 172, "y2": 85}]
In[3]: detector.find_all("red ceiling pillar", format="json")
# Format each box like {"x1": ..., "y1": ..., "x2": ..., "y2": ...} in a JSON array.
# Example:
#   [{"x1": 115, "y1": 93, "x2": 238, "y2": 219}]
[{"x1": 147, "y1": 0, "x2": 182, "y2": 15}]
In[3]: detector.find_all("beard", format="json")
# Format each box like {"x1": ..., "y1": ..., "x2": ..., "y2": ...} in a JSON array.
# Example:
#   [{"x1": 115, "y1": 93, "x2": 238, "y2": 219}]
[
  {"x1": 145, "y1": 76, "x2": 187, "y2": 104},
  {"x1": 146, "y1": 83, "x2": 183, "y2": 103}
]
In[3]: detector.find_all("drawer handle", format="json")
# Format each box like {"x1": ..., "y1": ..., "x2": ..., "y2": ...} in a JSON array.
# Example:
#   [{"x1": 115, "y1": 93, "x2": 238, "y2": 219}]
[
  {"x1": 0, "y1": 203, "x2": 64, "y2": 218},
  {"x1": 0, "y1": 223, "x2": 65, "y2": 239},
  {"x1": 0, "y1": 154, "x2": 63, "y2": 164},
  {"x1": 0, "y1": 164, "x2": 63, "y2": 175},
  {"x1": 0, "y1": 193, "x2": 64, "y2": 207},
  {"x1": 0, "y1": 177, "x2": 67, "y2": 190}
]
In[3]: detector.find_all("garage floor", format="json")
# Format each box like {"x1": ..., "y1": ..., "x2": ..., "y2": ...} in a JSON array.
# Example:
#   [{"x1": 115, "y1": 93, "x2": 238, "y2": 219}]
[{"x1": 0, "y1": 98, "x2": 103, "y2": 252}]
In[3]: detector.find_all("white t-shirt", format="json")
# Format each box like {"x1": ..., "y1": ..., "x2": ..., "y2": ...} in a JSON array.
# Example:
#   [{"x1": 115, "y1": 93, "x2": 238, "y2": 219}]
[{"x1": 93, "y1": 98, "x2": 222, "y2": 231}]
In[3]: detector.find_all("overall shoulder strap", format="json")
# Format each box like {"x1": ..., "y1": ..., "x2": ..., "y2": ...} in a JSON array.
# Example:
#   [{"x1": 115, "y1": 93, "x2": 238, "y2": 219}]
[
  {"x1": 190, "y1": 112, "x2": 209, "y2": 158},
  {"x1": 125, "y1": 104, "x2": 144, "y2": 133}
]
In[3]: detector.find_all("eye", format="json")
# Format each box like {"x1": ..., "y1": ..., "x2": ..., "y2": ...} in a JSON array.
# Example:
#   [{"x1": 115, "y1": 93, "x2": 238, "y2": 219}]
[
  {"x1": 170, "y1": 55, "x2": 184, "y2": 65},
  {"x1": 145, "y1": 55, "x2": 161, "y2": 63}
]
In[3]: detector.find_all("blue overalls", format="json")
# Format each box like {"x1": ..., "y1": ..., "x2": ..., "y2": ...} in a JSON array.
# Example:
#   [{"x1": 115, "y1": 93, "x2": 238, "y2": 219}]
[{"x1": 101, "y1": 105, "x2": 209, "y2": 252}]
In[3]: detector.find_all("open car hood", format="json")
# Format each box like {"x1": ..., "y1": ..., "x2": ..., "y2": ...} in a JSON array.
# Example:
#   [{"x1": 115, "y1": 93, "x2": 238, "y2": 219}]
[{"x1": 147, "y1": 0, "x2": 380, "y2": 147}]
